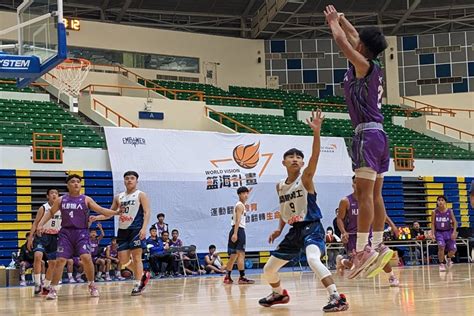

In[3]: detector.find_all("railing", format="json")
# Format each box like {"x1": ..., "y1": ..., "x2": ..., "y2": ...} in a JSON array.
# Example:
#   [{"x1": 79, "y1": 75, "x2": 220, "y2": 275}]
[
  {"x1": 204, "y1": 106, "x2": 260, "y2": 134},
  {"x1": 205, "y1": 95, "x2": 283, "y2": 108},
  {"x1": 0, "y1": 79, "x2": 48, "y2": 87},
  {"x1": 401, "y1": 96, "x2": 457, "y2": 117},
  {"x1": 394, "y1": 146, "x2": 415, "y2": 171},
  {"x1": 427, "y1": 120, "x2": 474, "y2": 141},
  {"x1": 32, "y1": 133, "x2": 63, "y2": 163},
  {"x1": 92, "y1": 98, "x2": 138, "y2": 128},
  {"x1": 81, "y1": 83, "x2": 204, "y2": 101}
]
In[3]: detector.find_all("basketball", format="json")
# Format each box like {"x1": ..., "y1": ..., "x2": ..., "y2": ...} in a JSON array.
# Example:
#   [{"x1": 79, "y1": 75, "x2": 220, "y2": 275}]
[
  {"x1": 233, "y1": 142, "x2": 260, "y2": 169},
  {"x1": 121, "y1": 269, "x2": 132, "y2": 279}
]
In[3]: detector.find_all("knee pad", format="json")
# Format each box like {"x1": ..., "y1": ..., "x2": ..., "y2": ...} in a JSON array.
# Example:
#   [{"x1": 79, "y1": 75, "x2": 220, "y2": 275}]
[{"x1": 306, "y1": 245, "x2": 331, "y2": 280}]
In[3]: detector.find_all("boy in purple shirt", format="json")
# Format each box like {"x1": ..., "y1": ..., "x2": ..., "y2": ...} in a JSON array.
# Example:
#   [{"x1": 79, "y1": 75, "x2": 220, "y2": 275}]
[
  {"x1": 326, "y1": 5, "x2": 392, "y2": 279},
  {"x1": 37, "y1": 174, "x2": 122, "y2": 299},
  {"x1": 431, "y1": 195, "x2": 458, "y2": 271}
]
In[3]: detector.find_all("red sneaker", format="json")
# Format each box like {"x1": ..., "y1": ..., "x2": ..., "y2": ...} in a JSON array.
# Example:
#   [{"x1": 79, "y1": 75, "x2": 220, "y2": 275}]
[
  {"x1": 223, "y1": 275, "x2": 233, "y2": 284},
  {"x1": 238, "y1": 277, "x2": 255, "y2": 284},
  {"x1": 258, "y1": 289, "x2": 290, "y2": 307}
]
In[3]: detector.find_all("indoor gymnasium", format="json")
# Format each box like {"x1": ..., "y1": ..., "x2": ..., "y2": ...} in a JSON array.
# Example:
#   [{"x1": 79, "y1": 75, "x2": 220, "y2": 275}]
[{"x1": 0, "y1": 0, "x2": 473, "y2": 314}]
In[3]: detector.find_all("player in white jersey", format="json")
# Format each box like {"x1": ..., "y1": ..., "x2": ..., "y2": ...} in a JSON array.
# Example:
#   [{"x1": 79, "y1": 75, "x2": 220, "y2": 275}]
[
  {"x1": 259, "y1": 110, "x2": 349, "y2": 312},
  {"x1": 223, "y1": 186, "x2": 255, "y2": 285},
  {"x1": 26, "y1": 188, "x2": 60, "y2": 295},
  {"x1": 91, "y1": 171, "x2": 151, "y2": 296}
]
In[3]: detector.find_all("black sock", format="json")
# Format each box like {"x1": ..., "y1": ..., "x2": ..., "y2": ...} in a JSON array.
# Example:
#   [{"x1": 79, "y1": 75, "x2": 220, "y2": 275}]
[
  {"x1": 227, "y1": 270, "x2": 232, "y2": 278},
  {"x1": 239, "y1": 270, "x2": 245, "y2": 278}
]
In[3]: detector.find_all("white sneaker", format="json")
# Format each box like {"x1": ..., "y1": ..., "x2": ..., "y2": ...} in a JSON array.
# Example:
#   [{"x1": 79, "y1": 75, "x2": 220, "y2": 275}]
[
  {"x1": 69, "y1": 278, "x2": 77, "y2": 284},
  {"x1": 20, "y1": 280, "x2": 27, "y2": 286},
  {"x1": 389, "y1": 276, "x2": 399, "y2": 287},
  {"x1": 439, "y1": 263, "x2": 446, "y2": 272}
]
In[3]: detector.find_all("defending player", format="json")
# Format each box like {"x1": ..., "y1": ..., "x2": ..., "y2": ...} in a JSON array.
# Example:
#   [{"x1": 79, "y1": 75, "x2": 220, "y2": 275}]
[
  {"x1": 91, "y1": 171, "x2": 151, "y2": 295},
  {"x1": 223, "y1": 186, "x2": 254, "y2": 285},
  {"x1": 37, "y1": 174, "x2": 122, "y2": 299},
  {"x1": 258, "y1": 110, "x2": 349, "y2": 312},
  {"x1": 325, "y1": 5, "x2": 392, "y2": 278},
  {"x1": 26, "y1": 188, "x2": 60, "y2": 295}
]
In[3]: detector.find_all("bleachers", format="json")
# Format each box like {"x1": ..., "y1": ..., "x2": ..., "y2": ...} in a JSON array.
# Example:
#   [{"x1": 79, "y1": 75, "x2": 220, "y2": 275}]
[
  {"x1": 0, "y1": 99, "x2": 105, "y2": 148},
  {"x1": 0, "y1": 81, "x2": 35, "y2": 94},
  {"x1": 211, "y1": 112, "x2": 474, "y2": 160},
  {"x1": 0, "y1": 169, "x2": 115, "y2": 266}
]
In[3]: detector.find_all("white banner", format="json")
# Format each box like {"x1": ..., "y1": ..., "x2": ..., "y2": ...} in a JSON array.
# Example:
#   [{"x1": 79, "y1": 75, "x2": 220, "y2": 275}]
[{"x1": 104, "y1": 128, "x2": 353, "y2": 253}]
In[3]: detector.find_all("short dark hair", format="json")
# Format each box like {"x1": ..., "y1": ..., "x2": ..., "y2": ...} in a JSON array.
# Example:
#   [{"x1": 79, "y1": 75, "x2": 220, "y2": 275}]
[
  {"x1": 111, "y1": 237, "x2": 117, "y2": 242},
  {"x1": 437, "y1": 195, "x2": 448, "y2": 203},
  {"x1": 209, "y1": 244, "x2": 216, "y2": 250},
  {"x1": 172, "y1": 229, "x2": 178, "y2": 234},
  {"x1": 123, "y1": 171, "x2": 139, "y2": 179},
  {"x1": 162, "y1": 231, "x2": 169, "y2": 235},
  {"x1": 46, "y1": 188, "x2": 59, "y2": 195},
  {"x1": 359, "y1": 27, "x2": 388, "y2": 58},
  {"x1": 66, "y1": 174, "x2": 82, "y2": 183},
  {"x1": 149, "y1": 226, "x2": 157, "y2": 232},
  {"x1": 25, "y1": 232, "x2": 30, "y2": 238},
  {"x1": 327, "y1": 226, "x2": 334, "y2": 232},
  {"x1": 157, "y1": 213, "x2": 165, "y2": 219},
  {"x1": 237, "y1": 186, "x2": 249, "y2": 195},
  {"x1": 283, "y1": 148, "x2": 304, "y2": 159}
]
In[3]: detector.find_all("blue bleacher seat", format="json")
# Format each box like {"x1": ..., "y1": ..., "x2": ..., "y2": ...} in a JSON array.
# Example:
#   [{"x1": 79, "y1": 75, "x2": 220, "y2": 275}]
[
  {"x1": 0, "y1": 179, "x2": 17, "y2": 186},
  {"x1": 0, "y1": 170, "x2": 16, "y2": 177},
  {"x1": 84, "y1": 171, "x2": 113, "y2": 178},
  {"x1": 0, "y1": 187, "x2": 17, "y2": 195},
  {"x1": 0, "y1": 232, "x2": 19, "y2": 239},
  {"x1": 433, "y1": 176, "x2": 457, "y2": 183}
]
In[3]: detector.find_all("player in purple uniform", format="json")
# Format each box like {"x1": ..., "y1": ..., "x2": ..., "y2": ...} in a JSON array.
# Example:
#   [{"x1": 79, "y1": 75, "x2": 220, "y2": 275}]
[
  {"x1": 89, "y1": 223, "x2": 109, "y2": 281},
  {"x1": 431, "y1": 195, "x2": 458, "y2": 272},
  {"x1": 37, "y1": 174, "x2": 122, "y2": 300},
  {"x1": 336, "y1": 177, "x2": 399, "y2": 286},
  {"x1": 105, "y1": 237, "x2": 123, "y2": 280},
  {"x1": 325, "y1": 5, "x2": 392, "y2": 279}
]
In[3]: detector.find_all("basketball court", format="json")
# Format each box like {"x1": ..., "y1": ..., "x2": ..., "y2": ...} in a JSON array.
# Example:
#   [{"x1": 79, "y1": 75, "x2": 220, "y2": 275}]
[{"x1": 1, "y1": 264, "x2": 473, "y2": 315}]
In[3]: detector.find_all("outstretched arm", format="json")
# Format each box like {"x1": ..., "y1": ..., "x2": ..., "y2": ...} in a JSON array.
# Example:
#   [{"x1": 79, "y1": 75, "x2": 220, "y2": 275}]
[
  {"x1": 324, "y1": 5, "x2": 370, "y2": 78},
  {"x1": 97, "y1": 223, "x2": 104, "y2": 242},
  {"x1": 339, "y1": 14, "x2": 360, "y2": 48},
  {"x1": 86, "y1": 196, "x2": 121, "y2": 217},
  {"x1": 302, "y1": 109, "x2": 324, "y2": 194},
  {"x1": 90, "y1": 195, "x2": 120, "y2": 222}
]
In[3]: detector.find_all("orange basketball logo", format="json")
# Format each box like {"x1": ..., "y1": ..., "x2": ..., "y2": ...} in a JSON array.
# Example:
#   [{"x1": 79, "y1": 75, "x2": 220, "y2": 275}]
[{"x1": 233, "y1": 142, "x2": 260, "y2": 169}]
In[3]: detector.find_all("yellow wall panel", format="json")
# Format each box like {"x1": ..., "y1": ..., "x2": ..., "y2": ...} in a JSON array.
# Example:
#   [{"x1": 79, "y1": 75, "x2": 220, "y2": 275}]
[
  {"x1": 17, "y1": 205, "x2": 31, "y2": 212},
  {"x1": 461, "y1": 209, "x2": 468, "y2": 216},
  {"x1": 16, "y1": 170, "x2": 30, "y2": 177},
  {"x1": 458, "y1": 184, "x2": 467, "y2": 190},
  {"x1": 461, "y1": 222, "x2": 470, "y2": 228},
  {"x1": 427, "y1": 196, "x2": 438, "y2": 202},
  {"x1": 17, "y1": 196, "x2": 32, "y2": 204},
  {"x1": 426, "y1": 203, "x2": 437, "y2": 209},
  {"x1": 460, "y1": 203, "x2": 468, "y2": 209},
  {"x1": 461, "y1": 216, "x2": 469, "y2": 222},
  {"x1": 17, "y1": 214, "x2": 31, "y2": 221},
  {"x1": 457, "y1": 176, "x2": 465, "y2": 183},
  {"x1": 16, "y1": 178, "x2": 31, "y2": 186},
  {"x1": 0, "y1": 223, "x2": 31, "y2": 230},
  {"x1": 17, "y1": 187, "x2": 31, "y2": 195},
  {"x1": 425, "y1": 183, "x2": 443, "y2": 189},
  {"x1": 67, "y1": 170, "x2": 84, "y2": 177},
  {"x1": 423, "y1": 176, "x2": 434, "y2": 182},
  {"x1": 17, "y1": 231, "x2": 28, "y2": 239},
  {"x1": 426, "y1": 189, "x2": 444, "y2": 196}
]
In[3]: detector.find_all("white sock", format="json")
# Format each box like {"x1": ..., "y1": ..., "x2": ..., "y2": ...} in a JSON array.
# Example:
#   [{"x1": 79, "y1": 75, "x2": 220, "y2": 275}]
[
  {"x1": 115, "y1": 271, "x2": 121, "y2": 276},
  {"x1": 134, "y1": 280, "x2": 141, "y2": 286},
  {"x1": 96, "y1": 272, "x2": 101, "y2": 277},
  {"x1": 52, "y1": 285, "x2": 59, "y2": 291},
  {"x1": 44, "y1": 280, "x2": 51, "y2": 288},
  {"x1": 372, "y1": 231, "x2": 384, "y2": 248},
  {"x1": 67, "y1": 273, "x2": 73, "y2": 279},
  {"x1": 76, "y1": 273, "x2": 82, "y2": 278},
  {"x1": 41, "y1": 274, "x2": 45, "y2": 281},
  {"x1": 326, "y1": 284, "x2": 340, "y2": 298},
  {"x1": 356, "y1": 233, "x2": 370, "y2": 252},
  {"x1": 21, "y1": 275, "x2": 26, "y2": 281},
  {"x1": 89, "y1": 281, "x2": 94, "y2": 286},
  {"x1": 34, "y1": 274, "x2": 41, "y2": 285},
  {"x1": 272, "y1": 285, "x2": 283, "y2": 295}
]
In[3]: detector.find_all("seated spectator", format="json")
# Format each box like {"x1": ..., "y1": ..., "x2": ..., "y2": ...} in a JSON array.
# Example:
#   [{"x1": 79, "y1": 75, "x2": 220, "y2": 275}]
[
  {"x1": 104, "y1": 237, "x2": 123, "y2": 280},
  {"x1": 18, "y1": 233, "x2": 43, "y2": 286},
  {"x1": 183, "y1": 245, "x2": 206, "y2": 275},
  {"x1": 152, "y1": 213, "x2": 169, "y2": 237},
  {"x1": 89, "y1": 223, "x2": 107, "y2": 281},
  {"x1": 325, "y1": 227, "x2": 341, "y2": 270},
  {"x1": 169, "y1": 229, "x2": 184, "y2": 275},
  {"x1": 411, "y1": 221, "x2": 425, "y2": 240},
  {"x1": 204, "y1": 245, "x2": 226, "y2": 274},
  {"x1": 147, "y1": 227, "x2": 173, "y2": 277}
]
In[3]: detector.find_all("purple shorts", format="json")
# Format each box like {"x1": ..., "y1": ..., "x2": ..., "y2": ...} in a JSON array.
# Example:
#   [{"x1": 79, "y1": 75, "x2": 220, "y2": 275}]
[
  {"x1": 57, "y1": 228, "x2": 91, "y2": 259},
  {"x1": 351, "y1": 129, "x2": 390, "y2": 174},
  {"x1": 435, "y1": 230, "x2": 457, "y2": 252}
]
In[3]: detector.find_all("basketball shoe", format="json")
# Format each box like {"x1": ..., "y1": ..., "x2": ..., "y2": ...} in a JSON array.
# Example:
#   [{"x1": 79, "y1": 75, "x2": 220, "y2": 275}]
[
  {"x1": 322, "y1": 294, "x2": 349, "y2": 312},
  {"x1": 364, "y1": 244, "x2": 394, "y2": 278},
  {"x1": 347, "y1": 245, "x2": 378, "y2": 279},
  {"x1": 258, "y1": 289, "x2": 290, "y2": 307}
]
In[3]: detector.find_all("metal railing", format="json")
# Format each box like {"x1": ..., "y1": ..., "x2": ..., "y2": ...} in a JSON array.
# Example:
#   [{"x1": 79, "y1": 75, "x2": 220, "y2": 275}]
[
  {"x1": 427, "y1": 120, "x2": 474, "y2": 141},
  {"x1": 92, "y1": 98, "x2": 138, "y2": 128},
  {"x1": 204, "y1": 106, "x2": 260, "y2": 134}
]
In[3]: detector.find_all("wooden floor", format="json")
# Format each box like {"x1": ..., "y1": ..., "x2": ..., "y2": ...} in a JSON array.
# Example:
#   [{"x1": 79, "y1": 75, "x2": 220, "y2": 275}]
[{"x1": 2, "y1": 264, "x2": 474, "y2": 315}]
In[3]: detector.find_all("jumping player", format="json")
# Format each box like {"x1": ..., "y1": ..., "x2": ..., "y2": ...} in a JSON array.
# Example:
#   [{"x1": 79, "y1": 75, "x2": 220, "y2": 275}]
[
  {"x1": 325, "y1": 5, "x2": 392, "y2": 278},
  {"x1": 336, "y1": 177, "x2": 399, "y2": 285},
  {"x1": 223, "y1": 186, "x2": 254, "y2": 285},
  {"x1": 431, "y1": 195, "x2": 458, "y2": 271},
  {"x1": 37, "y1": 174, "x2": 122, "y2": 299},
  {"x1": 258, "y1": 110, "x2": 349, "y2": 312},
  {"x1": 91, "y1": 171, "x2": 151, "y2": 295},
  {"x1": 26, "y1": 188, "x2": 60, "y2": 295}
]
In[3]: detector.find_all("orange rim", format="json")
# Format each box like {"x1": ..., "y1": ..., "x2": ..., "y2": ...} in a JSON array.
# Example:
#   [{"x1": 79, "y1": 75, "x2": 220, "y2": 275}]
[{"x1": 56, "y1": 58, "x2": 90, "y2": 70}]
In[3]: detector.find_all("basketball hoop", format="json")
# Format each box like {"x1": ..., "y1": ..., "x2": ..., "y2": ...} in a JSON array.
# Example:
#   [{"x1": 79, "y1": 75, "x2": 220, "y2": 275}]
[{"x1": 54, "y1": 58, "x2": 90, "y2": 98}]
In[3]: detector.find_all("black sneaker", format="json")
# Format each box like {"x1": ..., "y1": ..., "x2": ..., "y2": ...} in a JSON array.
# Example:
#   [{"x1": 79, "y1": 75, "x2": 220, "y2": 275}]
[
  {"x1": 131, "y1": 284, "x2": 142, "y2": 296},
  {"x1": 322, "y1": 294, "x2": 349, "y2": 312},
  {"x1": 34, "y1": 284, "x2": 42, "y2": 296},
  {"x1": 258, "y1": 289, "x2": 290, "y2": 307}
]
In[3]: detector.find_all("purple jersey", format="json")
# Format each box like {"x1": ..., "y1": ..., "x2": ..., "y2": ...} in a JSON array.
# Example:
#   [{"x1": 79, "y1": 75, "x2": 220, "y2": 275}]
[
  {"x1": 435, "y1": 208, "x2": 453, "y2": 231},
  {"x1": 108, "y1": 245, "x2": 118, "y2": 258},
  {"x1": 90, "y1": 238, "x2": 100, "y2": 257},
  {"x1": 343, "y1": 60, "x2": 385, "y2": 127},
  {"x1": 60, "y1": 194, "x2": 89, "y2": 229},
  {"x1": 344, "y1": 194, "x2": 359, "y2": 234},
  {"x1": 170, "y1": 238, "x2": 183, "y2": 248}
]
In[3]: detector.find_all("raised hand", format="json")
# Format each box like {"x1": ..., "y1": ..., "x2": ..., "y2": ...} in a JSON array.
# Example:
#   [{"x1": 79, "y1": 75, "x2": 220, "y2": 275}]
[
  {"x1": 306, "y1": 109, "x2": 325, "y2": 132},
  {"x1": 324, "y1": 5, "x2": 339, "y2": 24}
]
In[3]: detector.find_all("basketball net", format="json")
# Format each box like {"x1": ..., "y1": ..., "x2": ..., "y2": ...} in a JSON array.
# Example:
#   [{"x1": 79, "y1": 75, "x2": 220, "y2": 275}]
[{"x1": 54, "y1": 58, "x2": 91, "y2": 99}]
